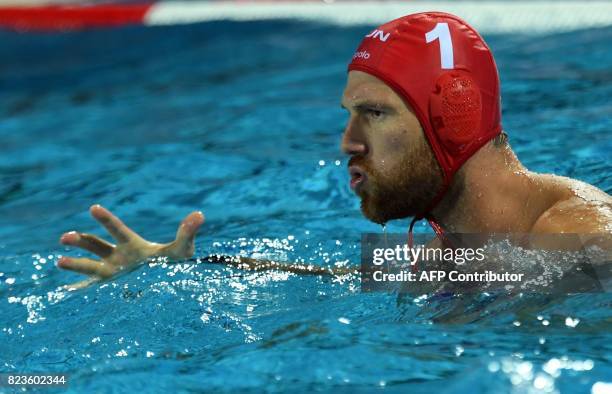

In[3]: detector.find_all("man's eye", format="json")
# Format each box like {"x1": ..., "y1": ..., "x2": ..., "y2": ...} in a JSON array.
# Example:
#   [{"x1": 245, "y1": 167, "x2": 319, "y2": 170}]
[{"x1": 367, "y1": 109, "x2": 384, "y2": 119}]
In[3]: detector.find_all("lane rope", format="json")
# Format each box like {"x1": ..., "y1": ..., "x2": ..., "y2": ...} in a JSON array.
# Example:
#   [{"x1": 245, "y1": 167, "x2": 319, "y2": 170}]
[{"x1": 2, "y1": 1, "x2": 612, "y2": 33}]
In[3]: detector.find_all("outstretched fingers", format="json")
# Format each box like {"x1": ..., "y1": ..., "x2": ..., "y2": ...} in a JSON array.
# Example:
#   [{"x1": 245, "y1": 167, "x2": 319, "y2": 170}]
[
  {"x1": 57, "y1": 256, "x2": 116, "y2": 278},
  {"x1": 90, "y1": 204, "x2": 138, "y2": 244},
  {"x1": 172, "y1": 211, "x2": 205, "y2": 258},
  {"x1": 60, "y1": 231, "x2": 114, "y2": 258}
]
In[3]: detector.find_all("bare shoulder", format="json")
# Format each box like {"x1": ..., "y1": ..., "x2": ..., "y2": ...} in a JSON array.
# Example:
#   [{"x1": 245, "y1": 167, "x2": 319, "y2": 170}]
[{"x1": 531, "y1": 175, "x2": 612, "y2": 234}]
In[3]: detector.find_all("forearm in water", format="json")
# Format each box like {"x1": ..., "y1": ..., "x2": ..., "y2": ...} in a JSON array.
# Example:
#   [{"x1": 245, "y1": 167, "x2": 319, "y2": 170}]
[{"x1": 194, "y1": 255, "x2": 358, "y2": 276}]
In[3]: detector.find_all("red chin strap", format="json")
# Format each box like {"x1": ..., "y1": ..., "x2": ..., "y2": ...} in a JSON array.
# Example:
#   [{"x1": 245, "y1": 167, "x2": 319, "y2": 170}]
[
  {"x1": 408, "y1": 214, "x2": 450, "y2": 272},
  {"x1": 407, "y1": 180, "x2": 454, "y2": 271}
]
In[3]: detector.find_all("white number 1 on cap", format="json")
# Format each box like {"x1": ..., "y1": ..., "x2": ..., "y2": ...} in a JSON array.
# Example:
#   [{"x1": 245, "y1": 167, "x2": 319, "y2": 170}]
[{"x1": 425, "y1": 23, "x2": 454, "y2": 69}]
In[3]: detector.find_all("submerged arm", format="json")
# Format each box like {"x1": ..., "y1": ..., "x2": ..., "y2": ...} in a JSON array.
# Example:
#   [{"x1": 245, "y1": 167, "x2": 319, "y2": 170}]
[
  {"x1": 195, "y1": 255, "x2": 359, "y2": 276},
  {"x1": 57, "y1": 205, "x2": 357, "y2": 290}
]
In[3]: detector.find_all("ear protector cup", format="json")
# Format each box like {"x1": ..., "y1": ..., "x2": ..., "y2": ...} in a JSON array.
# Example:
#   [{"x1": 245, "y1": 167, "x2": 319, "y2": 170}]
[{"x1": 429, "y1": 70, "x2": 482, "y2": 154}]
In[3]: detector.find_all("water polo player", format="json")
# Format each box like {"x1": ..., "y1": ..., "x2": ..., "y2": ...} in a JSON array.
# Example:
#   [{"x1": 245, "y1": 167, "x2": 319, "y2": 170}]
[{"x1": 56, "y1": 12, "x2": 611, "y2": 285}]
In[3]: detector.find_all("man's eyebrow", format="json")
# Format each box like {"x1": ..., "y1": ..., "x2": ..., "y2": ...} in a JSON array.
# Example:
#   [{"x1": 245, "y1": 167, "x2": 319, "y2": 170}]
[{"x1": 341, "y1": 100, "x2": 394, "y2": 112}]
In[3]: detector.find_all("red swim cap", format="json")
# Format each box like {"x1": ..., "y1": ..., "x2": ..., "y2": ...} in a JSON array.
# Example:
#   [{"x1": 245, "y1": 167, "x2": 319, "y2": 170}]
[{"x1": 348, "y1": 12, "x2": 502, "y2": 218}]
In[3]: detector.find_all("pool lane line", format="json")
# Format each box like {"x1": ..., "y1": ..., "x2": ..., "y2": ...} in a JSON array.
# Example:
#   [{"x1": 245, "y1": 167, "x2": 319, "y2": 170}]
[{"x1": 2, "y1": 1, "x2": 612, "y2": 33}]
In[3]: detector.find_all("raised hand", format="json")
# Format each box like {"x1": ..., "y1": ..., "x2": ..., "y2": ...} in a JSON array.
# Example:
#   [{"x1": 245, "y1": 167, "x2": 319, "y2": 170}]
[{"x1": 57, "y1": 204, "x2": 204, "y2": 289}]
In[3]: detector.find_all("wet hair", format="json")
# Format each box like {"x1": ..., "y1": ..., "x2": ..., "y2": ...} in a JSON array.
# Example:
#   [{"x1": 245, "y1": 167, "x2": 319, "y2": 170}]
[{"x1": 491, "y1": 131, "x2": 509, "y2": 148}]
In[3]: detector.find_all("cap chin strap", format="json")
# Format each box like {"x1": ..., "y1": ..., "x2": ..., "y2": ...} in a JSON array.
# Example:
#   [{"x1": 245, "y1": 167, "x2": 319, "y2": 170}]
[{"x1": 407, "y1": 180, "x2": 455, "y2": 270}]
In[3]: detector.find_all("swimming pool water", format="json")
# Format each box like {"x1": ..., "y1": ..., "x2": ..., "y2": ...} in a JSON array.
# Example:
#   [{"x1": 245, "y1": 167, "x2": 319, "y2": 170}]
[{"x1": 1, "y1": 20, "x2": 611, "y2": 393}]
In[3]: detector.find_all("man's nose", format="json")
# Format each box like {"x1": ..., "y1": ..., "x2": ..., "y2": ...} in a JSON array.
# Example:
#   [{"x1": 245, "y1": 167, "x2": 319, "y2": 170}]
[{"x1": 341, "y1": 120, "x2": 367, "y2": 156}]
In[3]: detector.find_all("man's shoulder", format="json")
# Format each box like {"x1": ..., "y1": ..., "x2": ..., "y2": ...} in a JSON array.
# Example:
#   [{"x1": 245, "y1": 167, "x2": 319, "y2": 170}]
[
  {"x1": 530, "y1": 193, "x2": 612, "y2": 251},
  {"x1": 531, "y1": 192, "x2": 612, "y2": 234}
]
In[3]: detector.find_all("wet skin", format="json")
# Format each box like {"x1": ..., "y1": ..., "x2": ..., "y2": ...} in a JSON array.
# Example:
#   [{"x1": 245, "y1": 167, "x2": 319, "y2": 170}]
[
  {"x1": 340, "y1": 72, "x2": 612, "y2": 241},
  {"x1": 57, "y1": 71, "x2": 612, "y2": 288}
]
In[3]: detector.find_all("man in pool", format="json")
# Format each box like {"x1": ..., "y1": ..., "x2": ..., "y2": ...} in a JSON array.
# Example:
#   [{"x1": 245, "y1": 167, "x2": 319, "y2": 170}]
[{"x1": 56, "y1": 12, "x2": 611, "y2": 285}]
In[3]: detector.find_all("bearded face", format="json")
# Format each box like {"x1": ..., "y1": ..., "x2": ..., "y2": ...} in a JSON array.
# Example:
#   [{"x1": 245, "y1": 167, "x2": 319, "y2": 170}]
[
  {"x1": 341, "y1": 71, "x2": 445, "y2": 224},
  {"x1": 349, "y1": 135, "x2": 443, "y2": 224}
]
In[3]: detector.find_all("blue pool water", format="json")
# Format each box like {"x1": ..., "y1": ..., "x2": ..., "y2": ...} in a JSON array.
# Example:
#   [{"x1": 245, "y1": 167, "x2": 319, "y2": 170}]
[{"x1": 1, "y1": 20, "x2": 611, "y2": 393}]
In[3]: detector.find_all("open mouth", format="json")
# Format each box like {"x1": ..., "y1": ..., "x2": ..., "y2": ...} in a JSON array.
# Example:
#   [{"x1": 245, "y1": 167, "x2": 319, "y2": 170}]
[{"x1": 349, "y1": 166, "x2": 366, "y2": 192}]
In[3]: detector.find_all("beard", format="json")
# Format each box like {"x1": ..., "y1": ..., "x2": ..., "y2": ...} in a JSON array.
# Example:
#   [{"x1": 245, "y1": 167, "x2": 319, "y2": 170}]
[{"x1": 350, "y1": 139, "x2": 443, "y2": 224}]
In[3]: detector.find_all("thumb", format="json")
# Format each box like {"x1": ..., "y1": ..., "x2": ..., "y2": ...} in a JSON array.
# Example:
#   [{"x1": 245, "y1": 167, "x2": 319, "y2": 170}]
[{"x1": 173, "y1": 211, "x2": 205, "y2": 256}]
